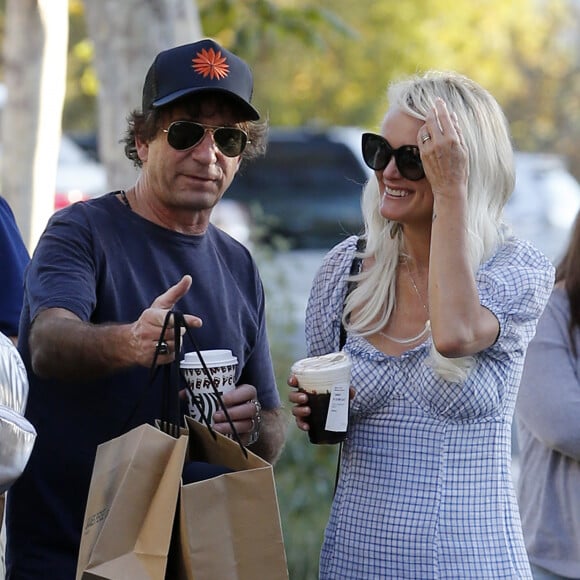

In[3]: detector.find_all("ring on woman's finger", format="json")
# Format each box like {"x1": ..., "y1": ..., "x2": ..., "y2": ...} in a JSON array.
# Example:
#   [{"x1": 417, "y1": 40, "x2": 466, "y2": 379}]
[
  {"x1": 421, "y1": 133, "x2": 431, "y2": 144},
  {"x1": 156, "y1": 341, "x2": 169, "y2": 355}
]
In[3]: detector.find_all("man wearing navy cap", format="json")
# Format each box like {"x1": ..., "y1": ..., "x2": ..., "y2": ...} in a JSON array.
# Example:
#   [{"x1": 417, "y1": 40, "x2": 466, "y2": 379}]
[{"x1": 6, "y1": 39, "x2": 287, "y2": 579}]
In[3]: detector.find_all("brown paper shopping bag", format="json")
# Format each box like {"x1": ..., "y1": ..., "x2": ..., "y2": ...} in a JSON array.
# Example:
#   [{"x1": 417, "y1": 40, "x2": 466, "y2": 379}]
[
  {"x1": 76, "y1": 423, "x2": 188, "y2": 580},
  {"x1": 172, "y1": 416, "x2": 288, "y2": 580}
]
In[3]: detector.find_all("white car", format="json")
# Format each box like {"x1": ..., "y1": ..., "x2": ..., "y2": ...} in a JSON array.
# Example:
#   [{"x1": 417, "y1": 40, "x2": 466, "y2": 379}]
[
  {"x1": 54, "y1": 134, "x2": 107, "y2": 210},
  {"x1": 505, "y1": 152, "x2": 580, "y2": 262},
  {"x1": 0, "y1": 132, "x2": 107, "y2": 212}
]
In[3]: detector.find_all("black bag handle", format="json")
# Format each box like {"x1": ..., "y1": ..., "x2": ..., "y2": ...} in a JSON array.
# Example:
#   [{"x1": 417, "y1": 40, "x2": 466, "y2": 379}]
[
  {"x1": 124, "y1": 310, "x2": 248, "y2": 457},
  {"x1": 334, "y1": 236, "x2": 366, "y2": 495},
  {"x1": 338, "y1": 236, "x2": 366, "y2": 350},
  {"x1": 171, "y1": 311, "x2": 248, "y2": 457}
]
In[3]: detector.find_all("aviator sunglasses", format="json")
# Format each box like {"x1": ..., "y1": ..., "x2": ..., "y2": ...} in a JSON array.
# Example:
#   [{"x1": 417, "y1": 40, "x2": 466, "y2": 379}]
[
  {"x1": 163, "y1": 121, "x2": 248, "y2": 157},
  {"x1": 361, "y1": 132, "x2": 425, "y2": 181}
]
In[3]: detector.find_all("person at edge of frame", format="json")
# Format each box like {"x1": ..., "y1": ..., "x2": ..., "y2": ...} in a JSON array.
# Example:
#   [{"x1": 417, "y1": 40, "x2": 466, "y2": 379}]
[{"x1": 516, "y1": 208, "x2": 580, "y2": 580}]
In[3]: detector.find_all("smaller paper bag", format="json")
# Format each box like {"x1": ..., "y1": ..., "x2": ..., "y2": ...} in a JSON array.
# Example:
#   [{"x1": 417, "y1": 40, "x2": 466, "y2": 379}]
[{"x1": 173, "y1": 416, "x2": 288, "y2": 580}]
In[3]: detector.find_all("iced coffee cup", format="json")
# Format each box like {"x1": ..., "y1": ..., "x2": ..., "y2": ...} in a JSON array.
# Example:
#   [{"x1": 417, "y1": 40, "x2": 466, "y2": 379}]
[
  {"x1": 181, "y1": 349, "x2": 238, "y2": 425},
  {"x1": 291, "y1": 352, "x2": 352, "y2": 445}
]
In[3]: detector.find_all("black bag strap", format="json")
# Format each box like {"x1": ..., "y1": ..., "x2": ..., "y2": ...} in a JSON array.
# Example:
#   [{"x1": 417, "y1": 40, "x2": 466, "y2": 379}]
[
  {"x1": 334, "y1": 236, "x2": 366, "y2": 496},
  {"x1": 339, "y1": 236, "x2": 366, "y2": 350},
  {"x1": 124, "y1": 310, "x2": 247, "y2": 457},
  {"x1": 172, "y1": 311, "x2": 247, "y2": 456}
]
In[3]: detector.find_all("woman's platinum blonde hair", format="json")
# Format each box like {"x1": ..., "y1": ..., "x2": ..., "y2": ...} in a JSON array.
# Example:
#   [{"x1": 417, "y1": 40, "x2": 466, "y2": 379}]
[{"x1": 344, "y1": 70, "x2": 515, "y2": 382}]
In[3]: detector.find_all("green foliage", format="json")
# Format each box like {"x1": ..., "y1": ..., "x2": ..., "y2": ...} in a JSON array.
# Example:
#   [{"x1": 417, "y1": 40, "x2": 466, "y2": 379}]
[
  {"x1": 186, "y1": 0, "x2": 580, "y2": 166},
  {"x1": 199, "y1": 0, "x2": 354, "y2": 52},
  {"x1": 57, "y1": 0, "x2": 580, "y2": 175},
  {"x1": 236, "y1": 0, "x2": 580, "y2": 176},
  {"x1": 275, "y1": 429, "x2": 337, "y2": 580},
  {"x1": 64, "y1": 0, "x2": 97, "y2": 130}
]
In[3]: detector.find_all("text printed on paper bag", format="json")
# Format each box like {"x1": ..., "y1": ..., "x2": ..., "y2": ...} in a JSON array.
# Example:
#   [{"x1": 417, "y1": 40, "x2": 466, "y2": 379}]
[{"x1": 84, "y1": 506, "x2": 110, "y2": 533}]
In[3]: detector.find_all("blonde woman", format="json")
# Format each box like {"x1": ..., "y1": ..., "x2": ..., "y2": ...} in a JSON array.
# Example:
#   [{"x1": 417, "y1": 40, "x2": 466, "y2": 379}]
[{"x1": 289, "y1": 71, "x2": 554, "y2": 578}]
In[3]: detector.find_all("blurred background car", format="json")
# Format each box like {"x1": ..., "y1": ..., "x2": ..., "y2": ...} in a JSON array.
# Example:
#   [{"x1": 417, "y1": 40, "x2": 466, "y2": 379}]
[
  {"x1": 229, "y1": 125, "x2": 370, "y2": 250},
  {"x1": 53, "y1": 133, "x2": 107, "y2": 210},
  {"x1": 226, "y1": 126, "x2": 371, "y2": 356},
  {"x1": 508, "y1": 151, "x2": 580, "y2": 262}
]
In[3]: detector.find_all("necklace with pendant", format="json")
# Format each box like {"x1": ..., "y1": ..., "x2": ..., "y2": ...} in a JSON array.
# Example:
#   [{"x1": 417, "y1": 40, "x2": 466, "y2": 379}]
[{"x1": 379, "y1": 258, "x2": 431, "y2": 345}]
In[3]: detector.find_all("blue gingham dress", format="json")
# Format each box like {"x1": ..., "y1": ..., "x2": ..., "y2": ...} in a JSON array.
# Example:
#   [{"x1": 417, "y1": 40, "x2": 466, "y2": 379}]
[{"x1": 306, "y1": 235, "x2": 554, "y2": 580}]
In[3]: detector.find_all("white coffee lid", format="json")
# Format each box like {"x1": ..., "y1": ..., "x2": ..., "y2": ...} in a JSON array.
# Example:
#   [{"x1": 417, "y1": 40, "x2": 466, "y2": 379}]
[{"x1": 181, "y1": 349, "x2": 238, "y2": 368}]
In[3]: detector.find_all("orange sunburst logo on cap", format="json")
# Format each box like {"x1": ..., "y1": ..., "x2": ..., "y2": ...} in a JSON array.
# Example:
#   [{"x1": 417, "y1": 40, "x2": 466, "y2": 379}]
[{"x1": 192, "y1": 48, "x2": 229, "y2": 80}]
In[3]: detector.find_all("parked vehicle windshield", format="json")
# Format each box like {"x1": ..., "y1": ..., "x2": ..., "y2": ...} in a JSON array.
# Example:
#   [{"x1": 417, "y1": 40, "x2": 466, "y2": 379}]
[{"x1": 228, "y1": 127, "x2": 369, "y2": 249}]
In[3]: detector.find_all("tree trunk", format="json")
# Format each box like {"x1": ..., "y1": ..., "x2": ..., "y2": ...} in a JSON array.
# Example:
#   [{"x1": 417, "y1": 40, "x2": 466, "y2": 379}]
[
  {"x1": 82, "y1": 0, "x2": 202, "y2": 191},
  {"x1": 1, "y1": 0, "x2": 69, "y2": 250}
]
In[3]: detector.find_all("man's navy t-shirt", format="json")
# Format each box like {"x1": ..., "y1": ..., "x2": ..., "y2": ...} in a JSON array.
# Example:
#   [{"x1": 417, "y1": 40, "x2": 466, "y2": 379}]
[{"x1": 7, "y1": 193, "x2": 280, "y2": 579}]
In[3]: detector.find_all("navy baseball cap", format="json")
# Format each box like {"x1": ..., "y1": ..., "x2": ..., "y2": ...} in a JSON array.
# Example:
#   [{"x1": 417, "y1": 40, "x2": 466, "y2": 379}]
[{"x1": 142, "y1": 38, "x2": 260, "y2": 120}]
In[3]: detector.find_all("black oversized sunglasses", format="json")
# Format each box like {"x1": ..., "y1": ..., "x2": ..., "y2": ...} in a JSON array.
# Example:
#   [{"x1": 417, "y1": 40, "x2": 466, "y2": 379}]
[
  {"x1": 361, "y1": 132, "x2": 425, "y2": 181},
  {"x1": 163, "y1": 121, "x2": 248, "y2": 157}
]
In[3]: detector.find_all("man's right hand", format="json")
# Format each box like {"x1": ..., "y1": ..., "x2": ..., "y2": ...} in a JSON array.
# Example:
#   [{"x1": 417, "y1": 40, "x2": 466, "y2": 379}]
[
  {"x1": 129, "y1": 275, "x2": 202, "y2": 367},
  {"x1": 29, "y1": 275, "x2": 202, "y2": 380}
]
